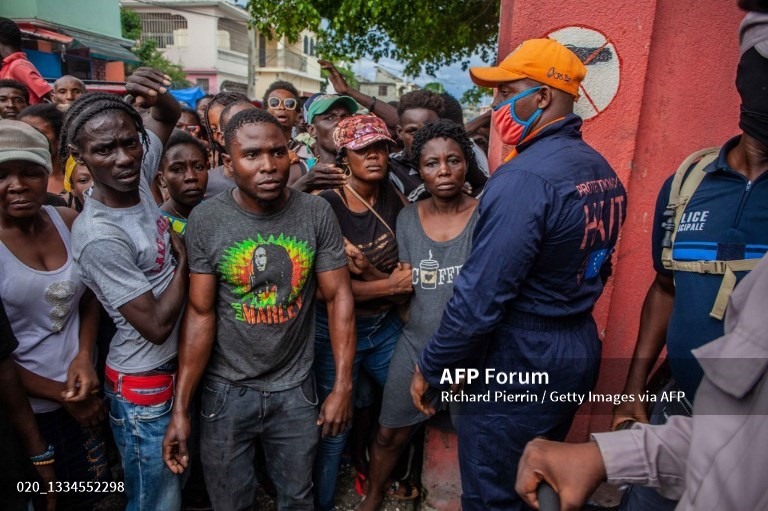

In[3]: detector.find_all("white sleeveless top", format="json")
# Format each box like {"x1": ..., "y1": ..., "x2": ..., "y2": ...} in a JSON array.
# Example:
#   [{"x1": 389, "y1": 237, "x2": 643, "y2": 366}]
[{"x1": 0, "y1": 206, "x2": 85, "y2": 413}]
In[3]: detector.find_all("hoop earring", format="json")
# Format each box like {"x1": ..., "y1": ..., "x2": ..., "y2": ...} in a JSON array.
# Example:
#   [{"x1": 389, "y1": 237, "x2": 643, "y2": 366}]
[{"x1": 343, "y1": 163, "x2": 352, "y2": 177}]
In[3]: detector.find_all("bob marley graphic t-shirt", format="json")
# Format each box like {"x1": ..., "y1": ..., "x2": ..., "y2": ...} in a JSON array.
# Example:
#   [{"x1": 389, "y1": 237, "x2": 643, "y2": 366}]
[{"x1": 186, "y1": 189, "x2": 347, "y2": 390}]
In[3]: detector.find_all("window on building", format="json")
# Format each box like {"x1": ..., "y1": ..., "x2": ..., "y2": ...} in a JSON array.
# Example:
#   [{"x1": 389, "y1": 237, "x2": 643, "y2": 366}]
[
  {"x1": 303, "y1": 36, "x2": 308, "y2": 55},
  {"x1": 258, "y1": 34, "x2": 267, "y2": 67},
  {"x1": 378, "y1": 85, "x2": 388, "y2": 96},
  {"x1": 310, "y1": 39, "x2": 316, "y2": 56},
  {"x1": 196, "y1": 78, "x2": 209, "y2": 93},
  {"x1": 217, "y1": 19, "x2": 248, "y2": 54},
  {"x1": 138, "y1": 13, "x2": 188, "y2": 49}
]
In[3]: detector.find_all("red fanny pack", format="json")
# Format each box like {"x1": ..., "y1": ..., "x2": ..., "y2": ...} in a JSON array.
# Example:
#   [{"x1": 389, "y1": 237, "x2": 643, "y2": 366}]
[{"x1": 105, "y1": 365, "x2": 175, "y2": 406}]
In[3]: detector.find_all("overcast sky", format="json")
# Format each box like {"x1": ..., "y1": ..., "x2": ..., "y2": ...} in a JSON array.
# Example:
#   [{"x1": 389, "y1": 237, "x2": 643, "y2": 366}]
[{"x1": 350, "y1": 53, "x2": 494, "y2": 104}]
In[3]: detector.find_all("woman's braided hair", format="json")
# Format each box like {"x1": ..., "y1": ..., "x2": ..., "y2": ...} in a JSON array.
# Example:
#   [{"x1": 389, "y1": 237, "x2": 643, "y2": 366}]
[
  {"x1": 410, "y1": 119, "x2": 478, "y2": 176},
  {"x1": 60, "y1": 92, "x2": 148, "y2": 161},
  {"x1": 200, "y1": 91, "x2": 250, "y2": 165}
]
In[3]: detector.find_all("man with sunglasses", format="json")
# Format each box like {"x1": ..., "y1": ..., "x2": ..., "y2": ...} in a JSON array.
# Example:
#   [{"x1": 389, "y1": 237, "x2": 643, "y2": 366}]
[{"x1": 410, "y1": 38, "x2": 627, "y2": 511}]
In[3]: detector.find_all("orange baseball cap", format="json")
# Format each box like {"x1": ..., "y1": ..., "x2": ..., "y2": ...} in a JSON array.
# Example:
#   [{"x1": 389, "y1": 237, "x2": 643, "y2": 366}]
[{"x1": 469, "y1": 38, "x2": 586, "y2": 98}]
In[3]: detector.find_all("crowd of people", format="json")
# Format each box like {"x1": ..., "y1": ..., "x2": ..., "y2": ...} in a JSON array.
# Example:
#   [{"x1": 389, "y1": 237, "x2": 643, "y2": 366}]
[{"x1": 0, "y1": 6, "x2": 766, "y2": 511}]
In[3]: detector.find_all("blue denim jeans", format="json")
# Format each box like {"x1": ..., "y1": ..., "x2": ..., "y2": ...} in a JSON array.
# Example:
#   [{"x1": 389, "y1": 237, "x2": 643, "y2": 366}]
[
  {"x1": 104, "y1": 384, "x2": 181, "y2": 511},
  {"x1": 199, "y1": 374, "x2": 319, "y2": 511},
  {"x1": 313, "y1": 308, "x2": 403, "y2": 511}
]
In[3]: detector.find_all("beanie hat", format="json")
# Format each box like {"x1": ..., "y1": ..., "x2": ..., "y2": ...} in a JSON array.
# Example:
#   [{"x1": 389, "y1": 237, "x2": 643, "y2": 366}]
[{"x1": 0, "y1": 119, "x2": 52, "y2": 173}]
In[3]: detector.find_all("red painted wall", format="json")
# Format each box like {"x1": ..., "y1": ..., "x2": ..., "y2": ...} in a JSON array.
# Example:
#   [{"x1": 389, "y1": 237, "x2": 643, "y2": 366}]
[
  {"x1": 423, "y1": 1, "x2": 744, "y2": 507},
  {"x1": 491, "y1": 0, "x2": 743, "y2": 438}
]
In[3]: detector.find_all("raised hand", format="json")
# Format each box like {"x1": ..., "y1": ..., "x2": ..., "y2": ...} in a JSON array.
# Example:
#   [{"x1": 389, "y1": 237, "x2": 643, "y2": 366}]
[{"x1": 318, "y1": 60, "x2": 350, "y2": 95}]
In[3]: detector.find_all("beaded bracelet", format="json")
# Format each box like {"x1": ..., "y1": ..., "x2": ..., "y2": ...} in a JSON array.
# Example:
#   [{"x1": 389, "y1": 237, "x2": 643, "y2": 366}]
[
  {"x1": 32, "y1": 458, "x2": 55, "y2": 466},
  {"x1": 30, "y1": 444, "x2": 55, "y2": 463}
]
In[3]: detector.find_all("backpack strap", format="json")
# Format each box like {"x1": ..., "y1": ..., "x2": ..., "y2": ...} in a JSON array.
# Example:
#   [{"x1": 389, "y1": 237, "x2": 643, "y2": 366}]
[
  {"x1": 669, "y1": 259, "x2": 760, "y2": 320},
  {"x1": 660, "y1": 147, "x2": 720, "y2": 271},
  {"x1": 659, "y1": 146, "x2": 758, "y2": 320}
]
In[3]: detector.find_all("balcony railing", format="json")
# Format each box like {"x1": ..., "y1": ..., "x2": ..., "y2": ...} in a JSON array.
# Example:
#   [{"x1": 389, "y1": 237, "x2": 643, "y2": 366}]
[{"x1": 257, "y1": 48, "x2": 307, "y2": 72}]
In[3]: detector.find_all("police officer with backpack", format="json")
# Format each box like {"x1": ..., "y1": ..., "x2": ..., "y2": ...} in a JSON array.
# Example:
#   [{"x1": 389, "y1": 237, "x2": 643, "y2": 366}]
[{"x1": 611, "y1": 12, "x2": 768, "y2": 511}]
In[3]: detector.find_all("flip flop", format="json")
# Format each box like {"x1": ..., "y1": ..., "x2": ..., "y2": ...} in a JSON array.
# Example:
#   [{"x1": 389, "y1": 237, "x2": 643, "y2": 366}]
[{"x1": 386, "y1": 479, "x2": 420, "y2": 501}]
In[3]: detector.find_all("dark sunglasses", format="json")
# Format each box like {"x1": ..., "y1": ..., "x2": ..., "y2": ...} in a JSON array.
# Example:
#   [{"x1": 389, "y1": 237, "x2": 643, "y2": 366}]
[{"x1": 267, "y1": 97, "x2": 298, "y2": 110}]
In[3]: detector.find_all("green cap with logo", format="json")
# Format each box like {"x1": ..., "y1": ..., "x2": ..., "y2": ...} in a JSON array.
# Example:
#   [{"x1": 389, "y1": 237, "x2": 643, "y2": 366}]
[{"x1": 305, "y1": 95, "x2": 359, "y2": 124}]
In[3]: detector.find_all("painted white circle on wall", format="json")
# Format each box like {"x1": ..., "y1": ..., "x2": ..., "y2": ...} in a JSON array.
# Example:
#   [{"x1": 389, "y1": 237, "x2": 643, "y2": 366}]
[{"x1": 547, "y1": 26, "x2": 620, "y2": 121}]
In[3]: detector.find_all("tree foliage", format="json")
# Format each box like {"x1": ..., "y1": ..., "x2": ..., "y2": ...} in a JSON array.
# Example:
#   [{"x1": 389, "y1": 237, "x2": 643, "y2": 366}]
[
  {"x1": 424, "y1": 82, "x2": 445, "y2": 93},
  {"x1": 120, "y1": 8, "x2": 191, "y2": 87},
  {"x1": 461, "y1": 85, "x2": 494, "y2": 107},
  {"x1": 247, "y1": 0, "x2": 500, "y2": 77}
]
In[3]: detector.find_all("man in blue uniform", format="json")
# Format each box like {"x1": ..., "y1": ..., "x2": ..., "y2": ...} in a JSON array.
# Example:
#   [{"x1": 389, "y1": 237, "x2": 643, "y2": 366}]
[{"x1": 410, "y1": 38, "x2": 627, "y2": 511}]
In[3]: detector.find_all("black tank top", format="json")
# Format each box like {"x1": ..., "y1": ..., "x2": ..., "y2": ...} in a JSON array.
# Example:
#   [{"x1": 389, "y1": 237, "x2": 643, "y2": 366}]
[{"x1": 320, "y1": 180, "x2": 404, "y2": 312}]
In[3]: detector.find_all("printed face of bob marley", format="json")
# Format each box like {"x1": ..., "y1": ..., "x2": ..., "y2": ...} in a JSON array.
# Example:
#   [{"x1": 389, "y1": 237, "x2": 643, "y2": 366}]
[{"x1": 249, "y1": 243, "x2": 293, "y2": 305}]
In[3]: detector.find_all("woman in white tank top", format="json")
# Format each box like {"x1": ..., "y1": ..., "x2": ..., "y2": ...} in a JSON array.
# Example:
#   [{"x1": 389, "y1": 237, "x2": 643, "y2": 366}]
[{"x1": 0, "y1": 119, "x2": 110, "y2": 507}]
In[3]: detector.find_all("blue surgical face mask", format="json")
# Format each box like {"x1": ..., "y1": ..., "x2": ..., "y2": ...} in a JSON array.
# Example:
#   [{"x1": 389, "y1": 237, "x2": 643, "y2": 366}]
[{"x1": 491, "y1": 86, "x2": 544, "y2": 146}]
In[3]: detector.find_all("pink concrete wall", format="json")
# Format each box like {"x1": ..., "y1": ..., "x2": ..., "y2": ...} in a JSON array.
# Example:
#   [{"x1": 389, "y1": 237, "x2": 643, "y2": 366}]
[
  {"x1": 587, "y1": 0, "x2": 742, "y2": 434},
  {"x1": 185, "y1": 72, "x2": 218, "y2": 93},
  {"x1": 423, "y1": 1, "x2": 744, "y2": 507}
]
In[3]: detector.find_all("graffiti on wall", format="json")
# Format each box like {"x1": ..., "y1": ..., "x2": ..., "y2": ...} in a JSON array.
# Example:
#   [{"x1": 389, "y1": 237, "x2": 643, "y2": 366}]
[{"x1": 547, "y1": 27, "x2": 620, "y2": 120}]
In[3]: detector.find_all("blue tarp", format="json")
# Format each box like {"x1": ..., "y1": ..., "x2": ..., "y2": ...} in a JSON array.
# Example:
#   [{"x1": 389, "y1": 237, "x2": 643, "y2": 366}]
[
  {"x1": 169, "y1": 86, "x2": 206, "y2": 109},
  {"x1": 24, "y1": 49, "x2": 62, "y2": 79}
]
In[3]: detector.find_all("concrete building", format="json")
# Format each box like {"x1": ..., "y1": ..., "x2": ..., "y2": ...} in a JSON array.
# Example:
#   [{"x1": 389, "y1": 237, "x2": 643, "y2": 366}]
[
  {"x1": 254, "y1": 30, "x2": 323, "y2": 99},
  {"x1": 357, "y1": 65, "x2": 419, "y2": 103},
  {"x1": 0, "y1": 0, "x2": 137, "y2": 81},
  {"x1": 120, "y1": 0, "x2": 252, "y2": 94}
]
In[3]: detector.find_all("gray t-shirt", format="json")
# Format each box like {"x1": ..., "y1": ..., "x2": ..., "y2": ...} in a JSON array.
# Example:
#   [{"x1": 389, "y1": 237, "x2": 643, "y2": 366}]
[
  {"x1": 205, "y1": 165, "x2": 235, "y2": 198},
  {"x1": 186, "y1": 189, "x2": 347, "y2": 390},
  {"x1": 72, "y1": 131, "x2": 180, "y2": 373},
  {"x1": 397, "y1": 204, "x2": 478, "y2": 353}
]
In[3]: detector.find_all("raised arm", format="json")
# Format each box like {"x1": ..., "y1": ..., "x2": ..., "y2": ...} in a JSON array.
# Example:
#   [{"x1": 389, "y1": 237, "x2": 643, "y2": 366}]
[
  {"x1": 163, "y1": 272, "x2": 218, "y2": 474},
  {"x1": 319, "y1": 60, "x2": 400, "y2": 130},
  {"x1": 125, "y1": 67, "x2": 181, "y2": 145},
  {"x1": 315, "y1": 267, "x2": 356, "y2": 438}
]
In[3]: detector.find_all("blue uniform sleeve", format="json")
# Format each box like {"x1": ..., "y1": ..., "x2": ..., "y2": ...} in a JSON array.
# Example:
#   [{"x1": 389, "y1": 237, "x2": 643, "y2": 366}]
[
  {"x1": 418, "y1": 169, "x2": 556, "y2": 387},
  {"x1": 652, "y1": 175, "x2": 675, "y2": 277}
]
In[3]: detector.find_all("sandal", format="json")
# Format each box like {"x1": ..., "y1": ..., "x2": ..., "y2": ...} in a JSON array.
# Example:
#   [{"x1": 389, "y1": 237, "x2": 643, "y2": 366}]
[
  {"x1": 386, "y1": 479, "x2": 420, "y2": 501},
  {"x1": 355, "y1": 472, "x2": 368, "y2": 497}
]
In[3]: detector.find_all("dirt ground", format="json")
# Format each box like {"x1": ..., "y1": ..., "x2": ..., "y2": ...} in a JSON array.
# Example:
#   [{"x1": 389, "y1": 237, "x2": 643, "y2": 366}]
[
  {"x1": 253, "y1": 463, "x2": 418, "y2": 511},
  {"x1": 94, "y1": 462, "x2": 622, "y2": 510},
  {"x1": 93, "y1": 462, "x2": 418, "y2": 511}
]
